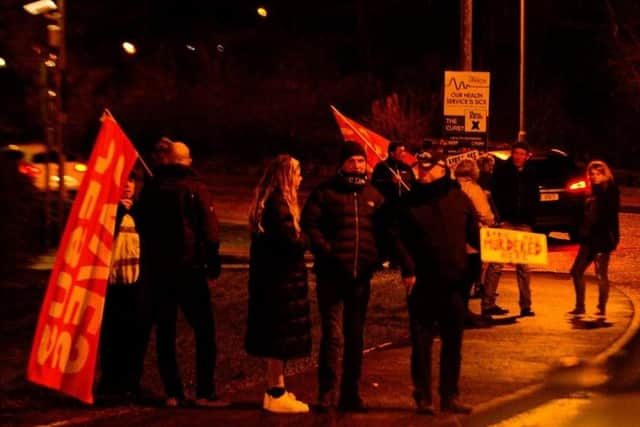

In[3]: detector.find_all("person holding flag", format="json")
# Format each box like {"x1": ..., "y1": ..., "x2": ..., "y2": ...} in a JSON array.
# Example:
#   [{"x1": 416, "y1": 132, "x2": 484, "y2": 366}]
[
  {"x1": 97, "y1": 169, "x2": 150, "y2": 402},
  {"x1": 371, "y1": 141, "x2": 415, "y2": 201}
]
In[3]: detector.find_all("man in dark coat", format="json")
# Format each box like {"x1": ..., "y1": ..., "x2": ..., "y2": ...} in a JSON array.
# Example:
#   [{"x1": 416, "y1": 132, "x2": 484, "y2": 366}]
[
  {"x1": 301, "y1": 141, "x2": 385, "y2": 412},
  {"x1": 371, "y1": 141, "x2": 415, "y2": 202},
  {"x1": 481, "y1": 141, "x2": 540, "y2": 317},
  {"x1": 390, "y1": 149, "x2": 479, "y2": 415},
  {"x1": 137, "y1": 142, "x2": 226, "y2": 408}
]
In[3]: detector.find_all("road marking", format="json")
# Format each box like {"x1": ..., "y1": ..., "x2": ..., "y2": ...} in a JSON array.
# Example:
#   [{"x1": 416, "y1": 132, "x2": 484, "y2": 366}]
[
  {"x1": 33, "y1": 407, "x2": 150, "y2": 427},
  {"x1": 487, "y1": 395, "x2": 592, "y2": 427}
]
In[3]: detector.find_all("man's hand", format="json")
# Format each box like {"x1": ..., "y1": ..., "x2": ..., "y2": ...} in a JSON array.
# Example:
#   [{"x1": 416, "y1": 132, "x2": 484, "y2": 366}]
[
  {"x1": 392, "y1": 174, "x2": 402, "y2": 184},
  {"x1": 120, "y1": 198, "x2": 133, "y2": 210},
  {"x1": 402, "y1": 276, "x2": 416, "y2": 295}
]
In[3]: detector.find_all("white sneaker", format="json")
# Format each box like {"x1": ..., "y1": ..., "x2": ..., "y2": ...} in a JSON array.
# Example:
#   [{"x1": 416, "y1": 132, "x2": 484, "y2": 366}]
[{"x1": 263, "y1": 391, "x2": 310, "y2": 413}]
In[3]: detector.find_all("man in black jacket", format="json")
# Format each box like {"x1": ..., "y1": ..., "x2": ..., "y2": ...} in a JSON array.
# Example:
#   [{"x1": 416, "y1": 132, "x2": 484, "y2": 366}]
[
  {"x1": 390, "y1": 149, "x2": 479, "y2": 415},
  {"x1": 302, "y1": 141, "x2": 385, "y2": 412},
  {"x1": 371, "y1": 141, "x2": 415, "y2": 201},
  {"x1": 137, "y1": 142, "x2": 226, "y2": 408},
  {"x1": 481, "y1": 141, "x2": 540, "y2": 317}
]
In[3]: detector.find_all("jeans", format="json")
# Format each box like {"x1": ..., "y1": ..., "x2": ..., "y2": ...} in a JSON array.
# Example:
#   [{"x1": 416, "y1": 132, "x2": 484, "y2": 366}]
[
  {"x1": 316, "y1": 274, "x2": 371, "y2": 401},
  {"x1": 408, "y1": 286, "x2": 465, "y2": 402},
  {"x1": 482, "y1": 223, "x2": 532, "y2": 311},
  {"x1": 570, "y1": 244, "x2": 611, "y2": 311}
]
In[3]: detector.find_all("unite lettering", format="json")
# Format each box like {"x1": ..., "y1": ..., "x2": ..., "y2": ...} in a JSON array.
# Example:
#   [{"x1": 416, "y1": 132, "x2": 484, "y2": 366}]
[{"x1": 36, "y1": 139, "x2": 124, "y2": 374}]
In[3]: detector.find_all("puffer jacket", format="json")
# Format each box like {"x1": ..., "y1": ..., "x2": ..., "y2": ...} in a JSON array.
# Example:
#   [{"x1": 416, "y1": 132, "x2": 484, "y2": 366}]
[
  {"x1": 246, "y1": 191, "x2": 311, "y2": 359},
  {"x1": 302, "y1": 173, "x2": 385, "y2": 280}
]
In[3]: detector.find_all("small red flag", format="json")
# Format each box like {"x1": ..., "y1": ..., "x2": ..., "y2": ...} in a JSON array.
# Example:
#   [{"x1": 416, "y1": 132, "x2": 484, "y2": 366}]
[{"x1": 330, "y1": 106, "x2": 416, "y2": 168}]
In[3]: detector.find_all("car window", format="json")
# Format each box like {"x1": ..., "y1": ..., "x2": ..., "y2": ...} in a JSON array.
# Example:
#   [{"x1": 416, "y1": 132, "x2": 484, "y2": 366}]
[
  {"x1": 2, "y1": 150, "x2": 24, "y2": 161},
  {"x1": 32, "y1": 151, "x2": 60, "y2": 163},
  {"x1": 529, "y1": 155, "x2": 581, "y2": 184}
]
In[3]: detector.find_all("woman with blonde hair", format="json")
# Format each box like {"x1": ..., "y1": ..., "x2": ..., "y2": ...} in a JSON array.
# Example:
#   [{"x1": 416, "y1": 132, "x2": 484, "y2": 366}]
[
  {"x1": 569, "y1": 160, "x2": 620, "y2": 316},
  {"x1": 246, "y1": 154, "x2": 311, "y2": 413}
]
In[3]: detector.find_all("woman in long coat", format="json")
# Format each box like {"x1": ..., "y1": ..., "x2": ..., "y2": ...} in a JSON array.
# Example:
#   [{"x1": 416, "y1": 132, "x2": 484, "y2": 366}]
[
  {"x1": 246, "y1": 154, "x2": 311, "y2": 413},
  {"x1": 569, "y1": 160, "x2": 620, "y2": 316}
]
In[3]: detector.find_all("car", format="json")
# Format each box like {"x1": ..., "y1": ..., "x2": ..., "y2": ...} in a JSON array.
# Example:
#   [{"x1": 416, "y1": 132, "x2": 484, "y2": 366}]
[
  {"x1": 489, "y1": 148, "x2": 587, "y2": 241},
  {"x1": 1, "y1": 143, "x2": 87, "y2": 195}
]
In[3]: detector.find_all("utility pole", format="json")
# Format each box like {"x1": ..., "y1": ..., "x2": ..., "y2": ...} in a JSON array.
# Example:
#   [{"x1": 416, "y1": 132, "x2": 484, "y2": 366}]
[
  {"x1": 518, "y1": 0, "x2": 527, "y2": 143},
  {"x1": 461, "y1": 0, "x2": 473, "y2": 70},
  {"x1": 43, "y1": 0, "x2": 66, "y2": 238}
]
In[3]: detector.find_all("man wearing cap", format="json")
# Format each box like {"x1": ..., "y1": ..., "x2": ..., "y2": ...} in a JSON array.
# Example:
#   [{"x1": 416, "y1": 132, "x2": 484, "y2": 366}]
[
  {"x1": 390, "y1": 149, "x2": 479, "y2": 415},
  {"x1": 481, "y1": 141, "x2": 539, "y2": 317},
  {"x1": 302, "y1": 141, "x2": 385, "y2": 412},
  {"x1": 137, "y1": 141, "x2": 226, "y2": 408}
]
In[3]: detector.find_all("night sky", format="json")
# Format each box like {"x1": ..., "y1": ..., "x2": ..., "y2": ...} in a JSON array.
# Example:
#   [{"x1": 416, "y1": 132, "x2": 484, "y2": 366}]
[{"x1": 2, "y1": 0, "x2": 640, "y2": 166}]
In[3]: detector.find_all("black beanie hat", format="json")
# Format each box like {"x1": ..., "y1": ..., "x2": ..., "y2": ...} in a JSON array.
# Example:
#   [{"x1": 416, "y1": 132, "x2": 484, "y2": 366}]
[{"x1": 340, "y1": 141, "x2": 367, "y2": 165}]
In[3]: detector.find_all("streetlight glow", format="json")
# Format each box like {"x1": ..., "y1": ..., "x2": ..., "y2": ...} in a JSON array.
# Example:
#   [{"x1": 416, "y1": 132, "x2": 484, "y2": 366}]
[
  {"x1": 257, "y1": 7, "x2": 268, "y2": 18},
  {"x1": 122, "y1": 41, "x2": 137, "y2": 55},
  {"x1": 0, "y1": 57, "x2": 6, "y2": 68},
  {"x1": 186, "y1": 44, "x2": 196, "y2": 51}
]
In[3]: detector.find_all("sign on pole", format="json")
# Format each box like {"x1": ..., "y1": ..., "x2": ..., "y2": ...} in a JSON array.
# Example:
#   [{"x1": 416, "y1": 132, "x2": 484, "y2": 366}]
[
  {"x1": 480, "y1": 227, "x2": 548, "y2": 265},
  {"x1": 443, "y1": 71, "x2": 490, "y2": 150}
]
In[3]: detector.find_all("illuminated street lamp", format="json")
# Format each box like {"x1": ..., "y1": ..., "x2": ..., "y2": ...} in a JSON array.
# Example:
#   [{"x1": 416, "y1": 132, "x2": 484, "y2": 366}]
[
  {"x1": 122, "y1": 41, "x2": 137, "y2": 55},
  {"x1": 257, "y1": 7, "x2": 268, "y2": 18},
  {"x1": 0, "y1": 57, "x2": 6, "y2": 68}
]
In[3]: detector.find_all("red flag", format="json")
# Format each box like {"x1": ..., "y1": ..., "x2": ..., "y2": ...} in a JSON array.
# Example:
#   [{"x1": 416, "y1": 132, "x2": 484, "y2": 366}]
[
  {"x1": 330, "y1": 106, "x2": 416, "y2": 168},
  {"x1": 27, "y1": 114, "x2": 138, "y2": 404}
]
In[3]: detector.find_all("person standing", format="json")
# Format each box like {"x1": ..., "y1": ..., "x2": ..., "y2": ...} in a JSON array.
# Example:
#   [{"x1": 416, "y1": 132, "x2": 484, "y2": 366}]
[
  {"x1": 302, "y1": 141, "x2": 385, "y2": 412},
  {"x1": 371, "y1": 141, "x2": 415, "y2": 201},
  {"x1": 246, "y1": 154, "x2": 311, "y2": 413},
  {"x1": 372, "y1": 141, "x2": 415, "y2": 268},
  {"x1": 137, "y1": 142, "x2": 226, "y2": 408},
  {"x1": 390, "y1": 150, "x2": 478, "y2": 415},
  {"x1": 569, "y1": 160, "x2": 620, "y2": 316},
  {"x1": 454, "y1": 159, "x2": 495, "y2": 327},
  {"x1": 481, "y1": 141, "x2": 539, "y2": 317},
  {"x1": 97, "y1": 170, "x2": 149, "y2": 401}
]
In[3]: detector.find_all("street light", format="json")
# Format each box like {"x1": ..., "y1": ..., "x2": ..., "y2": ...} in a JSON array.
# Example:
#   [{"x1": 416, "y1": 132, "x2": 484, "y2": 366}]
[
  {"x1": 122, "y1": 41, "x2": 137, "y2": 55},
  {"x1": 23, "y1": 0, "x2": 57, "y2": 15},
  {"x1": 0, "y1": 57, "x2": 6, "y2": 68},
  {"x1": 257, "y1": 7, "x2": 268, "y2": 18}
]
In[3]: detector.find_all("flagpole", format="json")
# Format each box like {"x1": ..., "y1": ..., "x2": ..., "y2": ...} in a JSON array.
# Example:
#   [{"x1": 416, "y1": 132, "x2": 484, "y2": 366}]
[
  {"x1": 101, "y1": 109, "x2": 154, "y2": 177},
  {"x1": 330, "y1": 106, "x2": 410, "y2": 191}
]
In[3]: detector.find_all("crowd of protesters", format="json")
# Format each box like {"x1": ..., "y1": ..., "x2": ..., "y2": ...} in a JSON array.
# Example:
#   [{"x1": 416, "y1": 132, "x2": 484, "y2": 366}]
[{"x1": 96, "y1": 136, "x2": 620, "y2": 416}]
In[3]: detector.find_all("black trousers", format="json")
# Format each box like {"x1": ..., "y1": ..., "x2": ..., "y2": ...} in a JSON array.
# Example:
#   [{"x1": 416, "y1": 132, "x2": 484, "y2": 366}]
[
  {"x1": 316, "y1": 273, "x2": 371, "y2": 401},
  {"x1": 570, "y1": 244, "x2": 611, "y2": 311},
  {"x1": 408, "y1": 285, "x2": 465, "y2": 403},
  {"x1": 98, "y1": 284, "x2": 151, "y2": 394},
  {"x1": 153, "y1": 269, "x2": 216, "y2": 398}
]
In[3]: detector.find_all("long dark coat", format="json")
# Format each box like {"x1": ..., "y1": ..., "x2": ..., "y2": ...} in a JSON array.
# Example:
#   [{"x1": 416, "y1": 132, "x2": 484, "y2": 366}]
[{"x1": 245, "y1": 191, "x2": 311, "y2": 359}]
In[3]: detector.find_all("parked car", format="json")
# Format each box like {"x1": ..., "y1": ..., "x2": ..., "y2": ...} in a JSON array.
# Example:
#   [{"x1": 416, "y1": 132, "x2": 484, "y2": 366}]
[
  {"x1": 489, "y1": 148, "x2": 587, "y2": 241},
  {"x1": 1, "y1": 143, "x2": 87, "y2": 195}
]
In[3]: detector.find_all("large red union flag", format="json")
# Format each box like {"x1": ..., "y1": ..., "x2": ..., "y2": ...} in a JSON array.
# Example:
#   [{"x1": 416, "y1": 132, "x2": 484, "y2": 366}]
[{"x1": 27, "y1": 114, "x2": 138, "y2": 404}]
